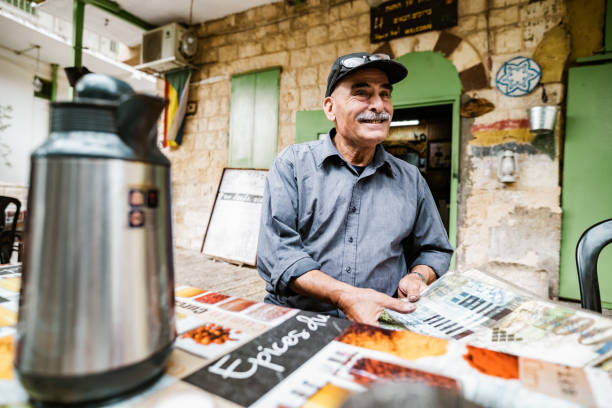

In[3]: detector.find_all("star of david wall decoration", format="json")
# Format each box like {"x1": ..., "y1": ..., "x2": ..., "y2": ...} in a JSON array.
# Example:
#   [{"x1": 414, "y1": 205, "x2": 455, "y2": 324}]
[{"x1": 495, "y1": 56, "x2": 542, "y2": 97}]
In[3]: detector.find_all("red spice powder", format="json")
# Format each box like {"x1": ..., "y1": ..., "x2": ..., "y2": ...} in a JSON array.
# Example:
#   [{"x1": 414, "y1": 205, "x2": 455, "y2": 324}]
[
  {"x1": 194, "y1": 292, "x2": 230, "y2": 304},
  {"x1": 219, "y1": 298, "x2": 257, "y2": 312},
  {"x1": 463, "y1": 345, "x2": 519, "y2": 379}
]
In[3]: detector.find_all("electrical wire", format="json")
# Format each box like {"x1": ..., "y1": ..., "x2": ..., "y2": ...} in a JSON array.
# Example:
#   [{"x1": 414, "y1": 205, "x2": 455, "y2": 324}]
[{"x1": 189, "y1": 0, "x2": 194, "y2": 26}]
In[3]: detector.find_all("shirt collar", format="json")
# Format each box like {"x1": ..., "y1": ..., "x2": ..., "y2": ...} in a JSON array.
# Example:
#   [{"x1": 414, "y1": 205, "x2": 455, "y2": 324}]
[
  {"x1": 314, "y1": 128, "x2": 395, "y2": 177},
  {"x1": 313, "y1": 128, "x2": 340, "y2": 167}
]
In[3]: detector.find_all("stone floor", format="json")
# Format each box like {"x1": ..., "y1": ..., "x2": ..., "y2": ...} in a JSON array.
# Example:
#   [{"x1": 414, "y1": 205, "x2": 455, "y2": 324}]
[
  {"x1": 173, "y1": 247, "x2": 267, "y2": 302},
  {"x1": 173, "y1": 247, "x2": 612, "y2": 317}
]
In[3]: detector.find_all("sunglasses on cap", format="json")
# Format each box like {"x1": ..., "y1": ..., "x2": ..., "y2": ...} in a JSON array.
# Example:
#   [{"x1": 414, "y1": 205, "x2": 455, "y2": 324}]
[
  {"x1": 340, "y1": 53, "x2": 391, "y2": 69},
  {"x1": 325, "y1": 52, "x2": 407, "y2": 97}
]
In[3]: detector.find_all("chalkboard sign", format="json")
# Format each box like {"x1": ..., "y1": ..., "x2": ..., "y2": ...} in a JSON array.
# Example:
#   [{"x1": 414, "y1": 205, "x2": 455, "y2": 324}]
[
  {"x1": 201, "y1": 168, "x2": 268, "y2": 266},
  {"x1": 370, "y1": 0, "x2": 457, "y2": 43}
]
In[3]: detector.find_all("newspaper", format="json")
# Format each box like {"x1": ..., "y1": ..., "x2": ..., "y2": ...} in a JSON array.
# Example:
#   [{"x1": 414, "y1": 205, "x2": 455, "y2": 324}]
[{"x1": 383, "y1": 269, "x2": 612, "y2": 367}]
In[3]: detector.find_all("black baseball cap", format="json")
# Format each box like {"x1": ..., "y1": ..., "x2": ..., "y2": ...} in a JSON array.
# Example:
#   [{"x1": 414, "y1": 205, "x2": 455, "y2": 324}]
[{"x1": 325, "y1": 52, "x2": 408, "y2": 97}]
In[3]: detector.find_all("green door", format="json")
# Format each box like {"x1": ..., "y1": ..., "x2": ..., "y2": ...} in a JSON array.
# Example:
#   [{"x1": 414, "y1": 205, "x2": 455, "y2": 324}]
[
  {"x1": 560, "y1": 62, "x2": 612, "y2": 308},
  {"x1": 228, "y1": 68, "x2": 280, "y2": 168},
  {"x1": 295, "y1": 110, "x2": 331, "y2": 144}
]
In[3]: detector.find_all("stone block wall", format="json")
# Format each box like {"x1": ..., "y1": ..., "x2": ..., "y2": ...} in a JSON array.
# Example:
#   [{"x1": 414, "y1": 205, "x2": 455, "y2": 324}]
[
  {"x1": 168, "y1": 0, "x2": 575, "y2": 299},
  {"x1": 166, "y1": 0, "x2": 374, "y2": 249},
  {"x1": 451, "y1": 0, "x2": 568, "y2": 299},
  {"x1": 0, "y1": 183, "x2": 28, "y2": 208}
]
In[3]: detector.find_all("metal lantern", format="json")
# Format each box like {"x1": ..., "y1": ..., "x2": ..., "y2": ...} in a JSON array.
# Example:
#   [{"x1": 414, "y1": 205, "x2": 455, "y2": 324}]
[{"x1": 497, "y1": 150, "x2": 519, "y2": 183}]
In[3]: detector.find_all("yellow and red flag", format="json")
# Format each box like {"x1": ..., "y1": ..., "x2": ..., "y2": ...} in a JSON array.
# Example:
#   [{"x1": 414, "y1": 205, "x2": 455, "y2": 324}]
[{"x1": 163, "y1": 68, "x2": 192, "y2": 147}]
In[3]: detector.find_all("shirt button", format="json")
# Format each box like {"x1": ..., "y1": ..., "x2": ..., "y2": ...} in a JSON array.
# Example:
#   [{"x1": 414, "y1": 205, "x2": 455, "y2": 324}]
[
  {"x1": 351, "y1": 207, "x2": 356, "y2": 212},
  {"x1": 345, "y1": 266, "x2": 351, "y2": 273},
  {"x1": 348, "y1": 237, "x2": 353, "y2": 243}
]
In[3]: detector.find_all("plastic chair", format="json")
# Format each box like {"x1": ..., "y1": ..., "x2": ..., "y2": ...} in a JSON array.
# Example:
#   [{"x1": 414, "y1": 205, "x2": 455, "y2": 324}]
[
  {"x1": 575, "y1": 218, "x2": 612, "y2": 313},
  {"x1": 0, "y1": 196, "x2": 21, "y2": 264}
]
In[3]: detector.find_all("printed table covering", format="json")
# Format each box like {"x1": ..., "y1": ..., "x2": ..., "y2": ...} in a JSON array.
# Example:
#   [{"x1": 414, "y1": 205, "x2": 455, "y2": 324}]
[{"x1": 1, "y1": 264, "x2": 611, "y2": 407}]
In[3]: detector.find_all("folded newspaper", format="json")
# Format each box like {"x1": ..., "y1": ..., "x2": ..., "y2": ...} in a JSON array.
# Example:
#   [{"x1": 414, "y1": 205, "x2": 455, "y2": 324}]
[{"x1": 382, "y1": 269, "x2": 612, "y2": 368}]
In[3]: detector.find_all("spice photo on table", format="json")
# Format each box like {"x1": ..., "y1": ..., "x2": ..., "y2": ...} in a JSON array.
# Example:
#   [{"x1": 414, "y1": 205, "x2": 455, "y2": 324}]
[
  {"x1": 219, "y1": 298, "x2": 257, "y2": 312},
  {"x1": 182, "y1": 323, "x2": 240, "y2": 346},
  {"x1": 350, "y1": 357, "x2": 459, "y2": 390},
  {"x1": 336, "y1": 323, "x2": 449, "y2": 361},
  {"x1": 0, "y1": 335, "x2": 13, "y2": 380},
  {"x1": 175, "y1": 287, "x2": 207, "y2": 298},
  {"x1": 462, "y1": 345, "x2": 519, "y2": 379},
  {"x1": 245, "y1": 303, "x2": 294, "y2": 322},
  {"x1": 194, "y1": 292, "x2": 231, "y2": 304}
]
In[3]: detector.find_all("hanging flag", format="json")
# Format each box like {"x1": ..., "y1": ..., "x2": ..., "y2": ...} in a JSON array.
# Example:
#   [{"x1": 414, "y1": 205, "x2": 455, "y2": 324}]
[{"x1": 163, "y1": 68, "x2": 192, "y2": 147}]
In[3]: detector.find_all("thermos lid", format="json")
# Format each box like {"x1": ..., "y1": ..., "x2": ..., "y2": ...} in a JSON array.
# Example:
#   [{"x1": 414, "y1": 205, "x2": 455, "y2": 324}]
[
  {"x1": 75, "y1": 74, "x2": 134, "y2": 104},
  {"x1": 50, "y1": 74, "x2": 134, "y2": 133},
  {"x1": 34, "y1": 74, "x2": 169, "y2": 165}
]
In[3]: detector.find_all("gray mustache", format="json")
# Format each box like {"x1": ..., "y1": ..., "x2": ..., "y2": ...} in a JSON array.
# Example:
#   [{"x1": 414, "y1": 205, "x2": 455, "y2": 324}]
[{"x1": 356, "y1": 111, "x2": 391, "y2": 122}]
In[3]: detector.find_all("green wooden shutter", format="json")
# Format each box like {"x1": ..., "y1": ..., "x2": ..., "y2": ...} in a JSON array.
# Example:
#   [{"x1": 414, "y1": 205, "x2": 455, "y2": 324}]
[{"x1": 228, "y1": 68, "x2": 280, "y2": 168}]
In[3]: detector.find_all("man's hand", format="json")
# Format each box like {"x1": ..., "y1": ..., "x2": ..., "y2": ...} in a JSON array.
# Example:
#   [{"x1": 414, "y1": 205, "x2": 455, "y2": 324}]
[
  {"x1": 398, "y1": 265, "x2": 437, "y2": 302},
  {"x1": 336, "y1": 287, "x2": 415, "y2": 326},
  {"x1": 290, "y1": 270, "x2": 415, "y2": 326}
]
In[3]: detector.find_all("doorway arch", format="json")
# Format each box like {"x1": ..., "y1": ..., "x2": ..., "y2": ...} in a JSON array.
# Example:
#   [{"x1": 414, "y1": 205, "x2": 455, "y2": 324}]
[{"x1": 393, "y1": 51, "x2": 462, "y2": 267}]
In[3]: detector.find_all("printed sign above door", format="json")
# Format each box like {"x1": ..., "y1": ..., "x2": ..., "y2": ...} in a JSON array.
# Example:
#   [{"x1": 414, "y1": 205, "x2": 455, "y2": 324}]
[{"x1": 370, "y1": 0, "x2": 457, "y2": 43}]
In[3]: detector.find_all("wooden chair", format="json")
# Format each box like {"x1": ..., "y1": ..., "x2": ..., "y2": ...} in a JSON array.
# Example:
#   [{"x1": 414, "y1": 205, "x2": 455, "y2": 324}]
[{"x1": 576, "y1": 218, "x2": 612, "y2": 313}]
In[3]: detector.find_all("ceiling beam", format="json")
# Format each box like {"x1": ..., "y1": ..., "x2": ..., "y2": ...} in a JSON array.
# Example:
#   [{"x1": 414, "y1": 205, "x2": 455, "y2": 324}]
[
  {"x1": 69, "y1": 0, "x2": 156, "y2": 83},
  {"x1": 80, "y1": 0, "x2": 156, "y2": 31}
]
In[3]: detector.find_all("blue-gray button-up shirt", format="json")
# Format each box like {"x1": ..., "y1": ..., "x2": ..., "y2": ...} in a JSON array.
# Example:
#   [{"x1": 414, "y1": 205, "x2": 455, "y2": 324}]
[{"x1": 257, "y1": 131, "x2": 453, "y2": 317}]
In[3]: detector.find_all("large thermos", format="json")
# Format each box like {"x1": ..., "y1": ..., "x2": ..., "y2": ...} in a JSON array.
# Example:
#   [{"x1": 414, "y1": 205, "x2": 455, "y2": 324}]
[{"x1": 16, "y1": 74, "x2": 176, "y2": 404}]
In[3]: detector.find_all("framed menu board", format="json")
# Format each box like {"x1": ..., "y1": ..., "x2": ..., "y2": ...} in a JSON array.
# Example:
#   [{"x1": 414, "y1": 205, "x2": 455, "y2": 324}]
[{"x1": 201, "y1": 168, "x2": 268, "y2": 266}]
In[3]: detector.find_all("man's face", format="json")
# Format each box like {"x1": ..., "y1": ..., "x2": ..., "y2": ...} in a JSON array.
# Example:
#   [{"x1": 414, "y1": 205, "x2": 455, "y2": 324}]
[{"x1": 324, "y1": 68, "x2": 393, "y2": 148}]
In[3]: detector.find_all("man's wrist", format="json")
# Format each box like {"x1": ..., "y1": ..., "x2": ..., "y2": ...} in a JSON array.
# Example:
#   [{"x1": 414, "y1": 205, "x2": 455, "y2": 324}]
[
  {"x1": 292, "y1": 270, "x2": 356, "y2": 310},
  {"x1": 331, "y1": 284, "x2": 356, "y2": 310},
  {"x1": 408, "y1": 271, "x2": 427, "y2": 284}
]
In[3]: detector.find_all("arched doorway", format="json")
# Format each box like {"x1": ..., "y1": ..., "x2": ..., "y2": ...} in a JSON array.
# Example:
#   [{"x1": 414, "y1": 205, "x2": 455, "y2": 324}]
[{"x1": 391, "y1": 51, "x2": 462, "y2": 266}]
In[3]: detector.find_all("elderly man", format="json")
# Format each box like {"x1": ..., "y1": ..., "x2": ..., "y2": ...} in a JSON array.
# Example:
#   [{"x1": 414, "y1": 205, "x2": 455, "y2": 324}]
[{"x1": 257, "y1": 52, "x2": 453, "y2": 325}]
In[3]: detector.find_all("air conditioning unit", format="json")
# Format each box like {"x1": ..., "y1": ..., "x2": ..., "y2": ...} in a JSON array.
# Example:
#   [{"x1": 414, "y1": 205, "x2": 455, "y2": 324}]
[{"x1": 137, "y1": 22, "x2": 198, "y2": 73}]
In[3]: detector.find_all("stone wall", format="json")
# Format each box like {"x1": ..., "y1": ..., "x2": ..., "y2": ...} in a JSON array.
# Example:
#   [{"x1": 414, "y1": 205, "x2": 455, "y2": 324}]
[
  {"x1": 167, "y1": 0, "x2": 374, "y2": 249},
  {"x1": 449, "y1": 0, "x2": 569, "y2": 299},
  {"x1": 0, "y1": 183, "x2": 28, "y2": 208},
  {"x1": 169, "y1": 0, "x2": 578, "y2": 299}
]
